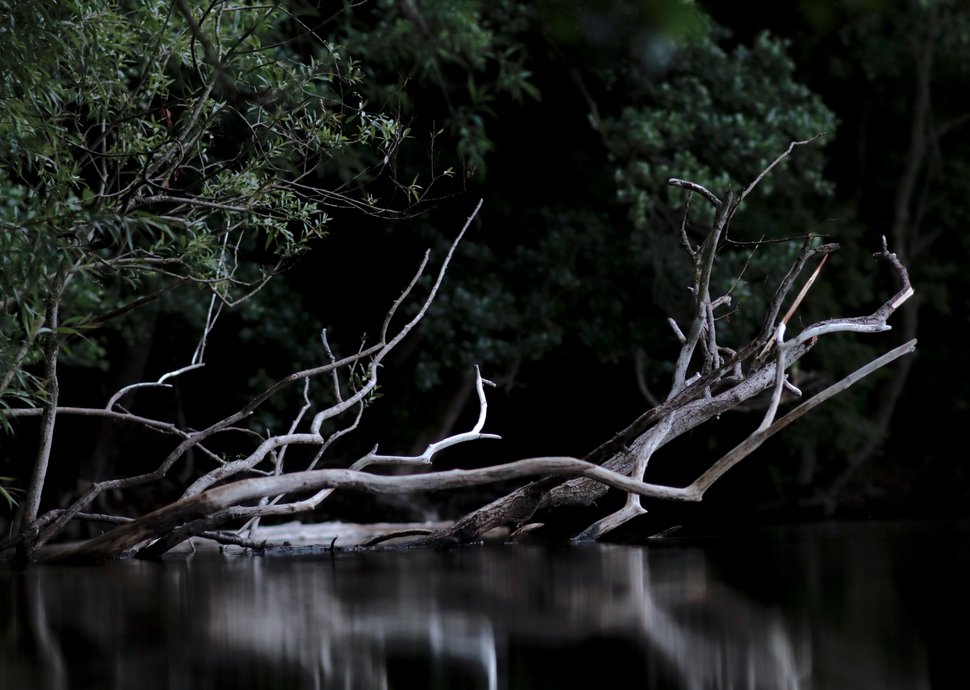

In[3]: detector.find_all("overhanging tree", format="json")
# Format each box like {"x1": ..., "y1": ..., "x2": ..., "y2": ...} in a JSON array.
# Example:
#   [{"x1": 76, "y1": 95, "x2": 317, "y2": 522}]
[{"x1": 0, "y1": 0, "x2": 439, "y2": 552}]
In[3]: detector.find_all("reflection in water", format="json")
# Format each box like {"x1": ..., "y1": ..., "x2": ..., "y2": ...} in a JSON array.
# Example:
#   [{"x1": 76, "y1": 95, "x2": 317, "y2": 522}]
[
  {"x1": 1, "y1": 520, "x2": 962, "y2": 689},
  {"x1": 201, "y1": 547, "x2": 806, "y2": 689}
]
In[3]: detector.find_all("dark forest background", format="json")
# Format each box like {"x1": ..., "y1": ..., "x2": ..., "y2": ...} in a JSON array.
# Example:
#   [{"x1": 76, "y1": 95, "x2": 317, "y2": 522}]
[{"x1": 2, "y1": 0, "x2": 967, "y2": 535}]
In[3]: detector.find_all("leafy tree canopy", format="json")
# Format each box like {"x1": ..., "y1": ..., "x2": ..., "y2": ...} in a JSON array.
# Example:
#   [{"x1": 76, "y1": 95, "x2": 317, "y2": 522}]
[{"x1": 0, "y1": 0, "x2": 421, "y2": 416}]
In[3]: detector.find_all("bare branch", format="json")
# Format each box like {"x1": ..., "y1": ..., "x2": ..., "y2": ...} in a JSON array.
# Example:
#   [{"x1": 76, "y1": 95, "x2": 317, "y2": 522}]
[
  {"x1": 30, "y1": 321, "x2": 382, "y2": 549},
  {"x1": 3, "y1": 406, "x2": 183, "y2": 434},
  {"x1": 352, "y1": 366, "x2": 500, "y2": 469},
  {"x1": 106, "y1": 382, "x2": 172, "y2": 411},
  {"x1": 320, "y1": 329, "x2": 344, "y2": 402},
  {"x1": 239, "y1": 365, "x2": 498, "y2": 537},
  {"x1": 46, "y1": 457, "x2": 699, "y2": 562},
  {"x1": 687, "y1": 339, "x2": 916, "y2": 497},
  {"x1": 158, "y1": 362, "x2": 205, "y2": 384},
  {"x1": 758, "y1": 323, "x2": 788, "y2": 432},
  {"x1": 667, "y1": 179, "x2": 721, "y2": 207},
  {"x1": 243, "y1": 377, "x2": 313, "y2": 537},
  {"x1": 172, "y1": 201, "x2": 485, "y2": 497},
  {"x1": 380, "y1": 252, "x2": 430, "y2": 343},
  {"x1": 380, "y1": 199, "x2": 484, "y2": 357},
  {"x1": 436, "y1": 228, "x2": 914, "y2": 546},
  {"x1": 667, "y1": 318, "x2": 686, "y2": 345},
  {"x1": 782, "y1": 252, "x2": 828, "y2": 328},
  {"x1": 572, "y1": 503, "x2": 646, "y2": 542},
  {"x1": 730, "y1": 134, "x2": 823, "y2": 217},
  {"x1": 790, "y1": 245, "x2": 912, "y2": 349},
  {"x1": 756, "y1": 241, "x2": 839, "y2": 356},
  {"x1": 306, "y1": 199, "x2": 484, "y2": 435},
  {"x1": 668, "y1": 190, "x2": 733, "y2": 397}
]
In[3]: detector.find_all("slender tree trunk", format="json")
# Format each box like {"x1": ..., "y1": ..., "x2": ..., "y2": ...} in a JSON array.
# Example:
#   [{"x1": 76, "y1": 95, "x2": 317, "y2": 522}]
[{"x1": 13, "y1": 266, "x2": 68, "y2": 541}]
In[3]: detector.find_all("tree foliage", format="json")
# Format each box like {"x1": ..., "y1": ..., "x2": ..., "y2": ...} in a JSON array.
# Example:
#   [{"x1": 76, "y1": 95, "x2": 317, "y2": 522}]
[
  {"x1": 0, "y1": 0, "x2": 436, "y2": 531},
  {"x1": 0, "y1": 0, "x2": 420, "y2": 415}
]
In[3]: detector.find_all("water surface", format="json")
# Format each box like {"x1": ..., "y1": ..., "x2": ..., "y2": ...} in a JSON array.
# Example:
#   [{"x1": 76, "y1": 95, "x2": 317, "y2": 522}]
[{"x1": 1, "y1": 519, "x2": 966, "y2": 689}]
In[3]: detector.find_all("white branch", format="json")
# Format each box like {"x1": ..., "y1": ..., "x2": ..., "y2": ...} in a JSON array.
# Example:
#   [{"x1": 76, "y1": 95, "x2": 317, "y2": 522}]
[
  {"x1": 182, "y1": 432, "x2": 324, "y2": 498},
  {"x1": 784, "y1": 239, "x2": 913, "y2": 350},
  {"x1": 37, "y1": 341, "x2": 918, "y2": 560},
  {"x1": 891, "y1": 286, "x2": 915, "y2": 310},
  {"x1": 158, "y1": 362, "x2": 205, "y2": 384},
  {"x1": 106, "y1": 383, "x2": 172, "y2": 411},
  {"x1": 276, "y1": 377, "x2": 312, "y2": 469},
  {"x1": 791, "y1": 320, "x2": 891, "y2": 348},
  {"x1": 759, "y1": 323, "x2": 788, "y2": 432},
  {"x1": 780, "y1": 253, "x2": 828, "y2": 327},
  {"x1": 179, "y1": 201, "x2": 485, "y2": 498},
  {"x1": 242, "y1": 366, "x2": 502, "y2": 527},
  {"x1": 667, "y1": 318, "x2": 686, "y2": 345},
  {"x1": 307, "y1": 199, "x2": 484, "y2": 436},
  {"x1": 571, "y1": 503, "x2": 646, "y2": 542},
  {"x1": 105, "y1": 363, "x2": 205, "y2": 411},
  {"x1": 352, "y1": 366, "x2": 500, "y2": 470},
  {"x1": 667, "y1": 192, "x2": 732, "y2": 398}
]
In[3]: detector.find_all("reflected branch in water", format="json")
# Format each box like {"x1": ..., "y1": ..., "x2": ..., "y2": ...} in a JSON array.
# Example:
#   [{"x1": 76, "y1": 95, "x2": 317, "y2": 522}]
[{"x1": 1, "y1": 524, "x2": 951, "y2": 690}]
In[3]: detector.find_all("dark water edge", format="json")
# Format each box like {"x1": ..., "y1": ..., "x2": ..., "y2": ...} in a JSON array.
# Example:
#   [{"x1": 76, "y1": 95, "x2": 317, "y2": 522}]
[{"x1": 1, "y1": 518, "x2": 967, "y2": 689}]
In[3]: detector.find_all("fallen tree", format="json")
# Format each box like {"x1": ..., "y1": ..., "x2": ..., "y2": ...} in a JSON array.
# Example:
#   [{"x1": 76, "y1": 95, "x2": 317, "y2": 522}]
[{"x1": 2, "y1": 141, "x2": 915, "y2": 564}]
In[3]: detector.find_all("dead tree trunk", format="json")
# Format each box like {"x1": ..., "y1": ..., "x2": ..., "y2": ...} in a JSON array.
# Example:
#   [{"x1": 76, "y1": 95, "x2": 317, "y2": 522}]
[
  {"x1": 1, "y1": 142, "x2": 916, "y2": 564},
  {"x1": 420, "y1": 145, "x2": 915, "y2": 545}
]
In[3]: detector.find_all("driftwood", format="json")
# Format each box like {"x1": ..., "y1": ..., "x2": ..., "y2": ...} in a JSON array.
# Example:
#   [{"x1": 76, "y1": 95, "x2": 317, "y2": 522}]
[{"x1": 2, "y1": 142, "x2": 916, "y2": 563}]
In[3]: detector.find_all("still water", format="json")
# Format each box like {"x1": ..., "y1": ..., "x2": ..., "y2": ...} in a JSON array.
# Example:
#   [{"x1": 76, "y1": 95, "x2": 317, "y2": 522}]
[{"x1": 1, "y1": 519, "x2": 967, "y2": 689}]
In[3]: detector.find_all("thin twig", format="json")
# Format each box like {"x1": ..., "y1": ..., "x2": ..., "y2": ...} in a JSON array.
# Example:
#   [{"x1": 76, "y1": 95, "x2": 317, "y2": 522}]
[
  {"x1": 730, "y1": 134, "x2": 823, "y2": 218},
  {"x1": 781, "y1": 253, "x2": 829, "y2": 327}
]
